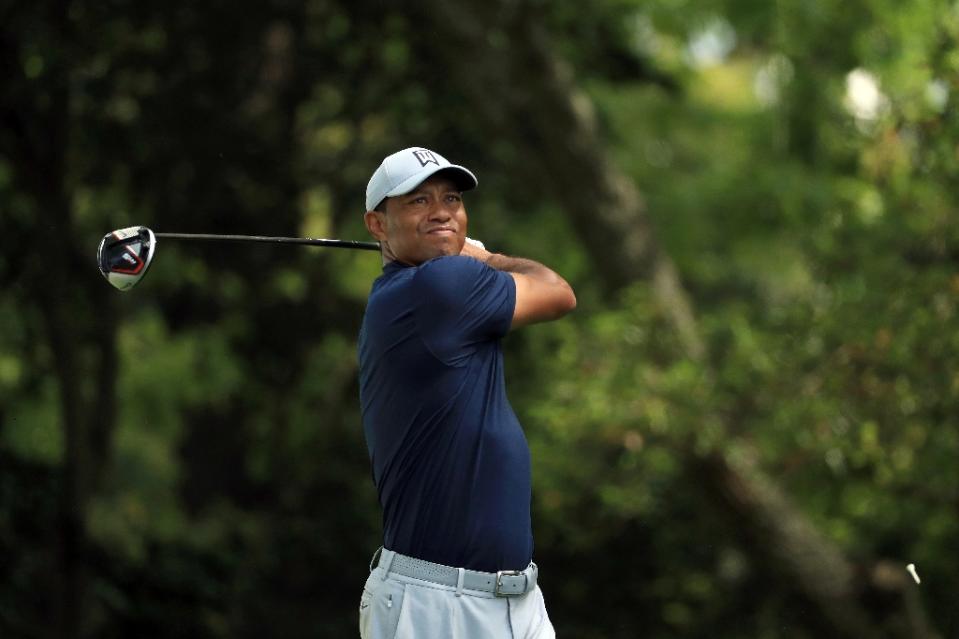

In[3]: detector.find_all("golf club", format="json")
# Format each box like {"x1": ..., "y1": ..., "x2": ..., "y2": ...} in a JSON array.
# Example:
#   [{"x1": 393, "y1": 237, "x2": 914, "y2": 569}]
[{"x1": 97, "y1": 225, "x2": 380, "y2": 291}]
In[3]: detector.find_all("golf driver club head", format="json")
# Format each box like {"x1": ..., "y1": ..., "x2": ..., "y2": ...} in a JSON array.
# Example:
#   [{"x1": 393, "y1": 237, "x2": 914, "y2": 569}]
[{"x1": 97, "y1": 226, "x2": 156, "y2": 291}]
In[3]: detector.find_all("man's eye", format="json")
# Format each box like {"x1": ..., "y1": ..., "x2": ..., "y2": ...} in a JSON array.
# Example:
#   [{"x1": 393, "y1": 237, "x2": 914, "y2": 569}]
[{"x1": 447, "y1": 194, "x2": 462, "y2": 202}]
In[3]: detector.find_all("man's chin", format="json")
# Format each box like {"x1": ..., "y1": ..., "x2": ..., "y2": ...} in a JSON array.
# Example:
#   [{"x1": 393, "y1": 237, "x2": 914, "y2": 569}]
[{"x1": 430, "y1": 236, "x2": 464, "y2": 256}]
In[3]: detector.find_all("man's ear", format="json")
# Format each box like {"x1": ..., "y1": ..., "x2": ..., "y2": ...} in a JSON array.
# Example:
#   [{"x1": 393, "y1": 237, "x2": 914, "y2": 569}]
[{"x1": 364, "y1": 210, "x2": 388, "y2": 241}]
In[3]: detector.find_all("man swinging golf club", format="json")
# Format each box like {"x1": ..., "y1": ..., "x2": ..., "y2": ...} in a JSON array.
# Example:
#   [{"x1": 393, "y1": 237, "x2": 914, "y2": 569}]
[{"x1": 357, "y1": 147, "x2": 576, "y2": 638}]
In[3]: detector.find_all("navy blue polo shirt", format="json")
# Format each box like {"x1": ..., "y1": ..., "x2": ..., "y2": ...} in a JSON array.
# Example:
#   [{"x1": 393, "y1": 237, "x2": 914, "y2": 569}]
[{"x1": 358, "y1": 255, "x2": 532, "y2": 572}]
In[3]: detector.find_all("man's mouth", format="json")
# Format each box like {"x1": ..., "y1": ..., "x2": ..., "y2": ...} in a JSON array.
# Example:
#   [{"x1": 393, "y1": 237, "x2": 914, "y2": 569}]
[{"x1": 426, "y1": 227, "x2": 456, "y2": 236}]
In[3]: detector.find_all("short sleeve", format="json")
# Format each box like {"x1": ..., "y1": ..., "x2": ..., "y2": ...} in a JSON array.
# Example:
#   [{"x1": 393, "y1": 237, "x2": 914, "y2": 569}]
[{"x1": 411, "y1": 256, "x2": 516, "y2": 365}]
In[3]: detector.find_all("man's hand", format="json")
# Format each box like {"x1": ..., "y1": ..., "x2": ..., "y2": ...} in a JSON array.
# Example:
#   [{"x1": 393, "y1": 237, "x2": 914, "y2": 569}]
[
  {"x1": 459, "y1": 239, "x2": 576, "y2": 329},
  {"x1": 460, "y1": 238, "x2": 491, "y2": 261}
]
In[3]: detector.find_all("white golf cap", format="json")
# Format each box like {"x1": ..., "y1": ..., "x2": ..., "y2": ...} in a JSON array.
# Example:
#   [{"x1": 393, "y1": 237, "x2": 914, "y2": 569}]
[{"x1": 365, "y1": 147, "x2": 478, "y2": 212}]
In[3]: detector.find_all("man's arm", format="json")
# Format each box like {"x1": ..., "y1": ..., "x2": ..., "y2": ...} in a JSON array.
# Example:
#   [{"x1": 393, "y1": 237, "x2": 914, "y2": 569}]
[{"x1": 461, "y1": 242, "x2": 576, "y2": 329}]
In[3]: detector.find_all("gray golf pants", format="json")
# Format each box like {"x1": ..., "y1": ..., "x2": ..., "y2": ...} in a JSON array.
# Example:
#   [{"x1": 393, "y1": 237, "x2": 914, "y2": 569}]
[{"x1": 359, "y1": 552, "x2": 555, "y2": 638}]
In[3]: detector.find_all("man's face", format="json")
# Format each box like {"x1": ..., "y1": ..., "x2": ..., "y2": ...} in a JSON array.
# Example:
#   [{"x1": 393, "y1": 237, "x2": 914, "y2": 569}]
[{"x1": 364, "y1": 174, "x2": 468, "y2": 266}]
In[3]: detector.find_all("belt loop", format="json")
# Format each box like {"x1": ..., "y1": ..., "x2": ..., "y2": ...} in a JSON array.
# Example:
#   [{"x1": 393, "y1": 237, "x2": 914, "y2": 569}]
[
  {"x1": 379, "y1": 549, "x2": 396, "y2": 581},
  {"x1": 369, "y1": 546, "x2": 383, "y2": 574},
  {"x1": 455, "y1": 567, "x2": 466, "y2": 597}
]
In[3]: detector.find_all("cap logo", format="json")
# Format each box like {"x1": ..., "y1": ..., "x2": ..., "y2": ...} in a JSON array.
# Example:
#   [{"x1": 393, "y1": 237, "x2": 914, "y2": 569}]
[{"x1": 412, "y1": 149, "x2": 440, "y2": 167}]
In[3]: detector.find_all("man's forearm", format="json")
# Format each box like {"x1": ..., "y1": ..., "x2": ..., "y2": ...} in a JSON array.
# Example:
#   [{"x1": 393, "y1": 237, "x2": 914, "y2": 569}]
[
  {"x1": 484, "y1": 253, "x2": 569, "y2": 287},
  {"x1": 461, "y1": 241, "x2": 568, "y2": 284}
]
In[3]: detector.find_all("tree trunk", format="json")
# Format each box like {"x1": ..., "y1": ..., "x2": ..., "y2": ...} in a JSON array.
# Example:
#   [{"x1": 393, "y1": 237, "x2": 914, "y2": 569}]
[{"x1": 2, "y1": 1, "x2": 120, "y2": 635}]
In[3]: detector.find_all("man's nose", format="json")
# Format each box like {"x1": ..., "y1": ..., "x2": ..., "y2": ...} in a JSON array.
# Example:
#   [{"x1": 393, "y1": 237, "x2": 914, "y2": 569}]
[{"x1": 428, "y1": 201, "x2": 451, "y2": 220}]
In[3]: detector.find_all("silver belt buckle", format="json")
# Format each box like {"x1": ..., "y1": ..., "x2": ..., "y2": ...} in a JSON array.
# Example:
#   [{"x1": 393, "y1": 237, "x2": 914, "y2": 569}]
[{"x1": 494, "y1": 570, "x2": 527, "y2": 597}]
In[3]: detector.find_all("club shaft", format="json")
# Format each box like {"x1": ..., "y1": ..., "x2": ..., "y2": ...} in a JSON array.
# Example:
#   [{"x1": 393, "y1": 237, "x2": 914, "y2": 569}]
[{"x1": 155, "y1": 232, "x2": 380, "y2": 251}]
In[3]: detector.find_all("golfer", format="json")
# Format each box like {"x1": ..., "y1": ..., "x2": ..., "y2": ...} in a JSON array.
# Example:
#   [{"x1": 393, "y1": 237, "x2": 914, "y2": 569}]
[{"x1": 357, "y1": 147, "x2": 576, "y2": 638}]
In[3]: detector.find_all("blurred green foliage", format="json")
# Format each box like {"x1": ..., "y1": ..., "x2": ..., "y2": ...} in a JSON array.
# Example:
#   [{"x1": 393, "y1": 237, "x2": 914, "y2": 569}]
[{"x1": 2, "y1": 0, "x2": 958, "y2": 637}]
